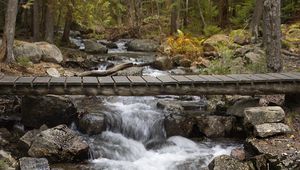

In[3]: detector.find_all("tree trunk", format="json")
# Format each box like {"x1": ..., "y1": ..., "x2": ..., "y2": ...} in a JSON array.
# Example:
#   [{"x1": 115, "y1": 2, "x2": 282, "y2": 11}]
[
  {"x1": 263, "y1": 0, "x2": 282, "y2": 72},
  {"x1": 0, "y1": 0, "x2": 18, "y2": 63},
  {"x1": 45, "y1": 0, "x2": 54, "y2": 43},
  {"x1": 61, "y1": 1, "x2": 74, "y2": 44},
  {"x1": 197, "y1": 0, "x2": 206, "y2": 28},
  {"x1": 33, "y1": 0, "x2": 40, "y2": 41},
  {"x1": 170, "y1": 0, "x2": 178, "y2": 35},
  {"x1": 183, "y1": 0, "x2": 189, "y2": 28},
  {"x1": 250, "y1": 0, "x2": 264, "y2": 42},
  {"x1": 218, "y1": 0, "x2": 229, "y2": 28}
]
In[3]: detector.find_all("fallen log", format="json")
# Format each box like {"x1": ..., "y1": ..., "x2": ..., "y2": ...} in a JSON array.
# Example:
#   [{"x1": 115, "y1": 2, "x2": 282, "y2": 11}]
[
  {"x1": 77, "y1": 62, "x2": 151, "y2": 77},
  {"x1": 281, "y1": 49, "x2": 300, "y2": 57}
]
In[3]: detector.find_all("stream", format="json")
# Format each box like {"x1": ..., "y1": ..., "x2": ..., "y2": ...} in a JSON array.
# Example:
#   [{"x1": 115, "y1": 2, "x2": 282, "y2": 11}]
[{"x1": 67, "y1": 39, "x2": 241, "y2": 170}]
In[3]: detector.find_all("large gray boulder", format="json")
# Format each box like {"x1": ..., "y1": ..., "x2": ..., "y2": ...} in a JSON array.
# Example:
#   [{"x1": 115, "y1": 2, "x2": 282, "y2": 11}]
[
  {"x1": 244, "y1": 106, "x2": 285, "y2": 126},
  {"x1": 227, "y1": 98, "x2": 259, "y2": 117},
  {"x1": 254, "y1": 123, "x2": 291, "y2": 138},
  {"x1": 78, "y1": 113, "x2": 106, "y2": 135},
  {"x1": 28, "y1": 125, "x2": 89, "y2": 162},
  {"x1": 84, "y1": 39, "x2": 108, "y2": 54},
  {"x1": 151, "y1": 56, "x2": 174, "y2": 70},
  {"x1": 21, "y1": 95, "x2": 76, "y2": 128},
  {"x1": 19, "y1": 157, "x2": 50, "y2": 170},
  {"x1": 127, "y1": 39, "x2": 159, "y2": 52},
  {"x1": 164, "y1": 113, "x2": 195, "y2": 137},
  {"x1": 35, "y1": 42, "x2": 63, "y2": 63},
  {"x1": 13, "y1": 42, "x2": 43, "y2": 63},
  {"x1": 196, "y1": 115, "x2": 236, "y2": 138},
  {"x1": 208, "y1": 155, "x2": 253, "y2": 170}
]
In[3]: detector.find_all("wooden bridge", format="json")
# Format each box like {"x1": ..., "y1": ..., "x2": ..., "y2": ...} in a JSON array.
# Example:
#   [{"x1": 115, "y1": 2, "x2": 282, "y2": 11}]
[{"x1": 0, "y1": 72, "x2": 299, "y2": 96}]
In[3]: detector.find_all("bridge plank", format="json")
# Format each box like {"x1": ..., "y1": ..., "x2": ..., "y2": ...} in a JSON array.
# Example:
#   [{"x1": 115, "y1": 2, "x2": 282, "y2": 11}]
[
  {"x1": 33, "y1": 77, "x2": 51, "y2": 85},
  {"x1": 212, "y1": 75, "x2": 236, "y2": 83},
  {"x1": 50, "y1": 77, "x2": 66, "y2": 85},
  {"x1": 171, "y1": 75, "x2": 192, "y2": 84},
  {"x1": 266, "y1": 73, "x2": 296, "y2": 82},
  {"x1": 142, "y1": 76, "x2": 161, "y2": 85},
  {"x1": 199, "y1": 75, "x2": 222, "y2": 83},
  {"x1": 227, "y1": 74, "x2": 252, "y2": 83},
  {"x1": 15, "y1": 77, "x2": 35, "y2": 86},
  {"x1": 254, "y1": 74, "x2": 279, "y2": 82},
  {"x1": 128, "y1": 76, "x2": 146, "y2": 85},
  {"x1": 66, "y1": 77, "x2": 82, "y2": 85},
  {"x1": 82, "y1": 77, "x2": 99, "y2": 86},
  {"x1": 113, "y1": 76, "x2": 131, "y2": 86},
  {"x1": 244, "y1": 74, "x2": 266, "y2": 82},
  {"x1": 157, "y1": 75, "x2": 177, "y2": 84},
  {"x1": 281, "y1": 73, "x2": 300, "y2": 81},
  {"x1": 98, "y1": 76, "x2": 114, "y2": 85},
  {"x1": 0, "y1": 76, "x2": 19, "y2": 85},
  {"x1": 185, "y1": 75, "x2": 206, "y2": 83}
]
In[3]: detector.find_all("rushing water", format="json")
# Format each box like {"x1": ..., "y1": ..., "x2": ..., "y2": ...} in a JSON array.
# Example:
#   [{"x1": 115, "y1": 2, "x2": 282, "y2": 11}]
[{"x1": 80, "y1": 96, "x2": 240, "y2": 170}]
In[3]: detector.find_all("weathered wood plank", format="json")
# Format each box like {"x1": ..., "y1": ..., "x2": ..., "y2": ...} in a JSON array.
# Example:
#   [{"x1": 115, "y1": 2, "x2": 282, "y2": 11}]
[
  {"x1": 254, "y1": 74, "x2": 279, "y2": 82},
  {"x1": 281, "y1": 73, "x2": 300, "y2": 81},
  {"x1": 244, "y1": 74, "x2": 266, "y2": 82},
  {"x1": 185, "y1": 75, "x2": 207, "y2": 83},
  {"x1": 82, "y1": 77, "x2": 99, "y2": 86},
  {"x1": 98, "y1": 76, "x2": 114, "y2": 85},
  {"x1": 142, "y1": 76, "x2": 162, "y2": 85},
  {"x1": 171, "y1": 75, "x2": 193, "y2": 84},
  {"x1": 50, "y1": 77, "x2": 66, "y2": 86},
  {"x1": 33, "y1": 77, "x2": 51, "y2": 85},
  {"x1": 198, "y1": 75, "x2": 222, "y2": 83},
  {"x1": 15, "y1": 77, "x2": 35, "y2": 86},
  {"x1": 227, "y1": 74, "x2": 252, "y2": 83},
  {"x1": 66, "y1": 77, "x2": 82, "y2": 85},
  {"x1": 0, "y1": 76, "x2": 19, "y2": 85},
  {"x1": 157, "y1": 75, "x2": 177, "y2": 84},
  {"x1": 267, "y1": 73, "x2": 296, "y2": 82},
  {"x1": 113, "y1": 76, "x2": 131, "y2": 86},
  {"x1": 128, "y1": 76, "x2": 146, "y2": 85},
  {"x1": 212, "y1": 75, "x2": 236, "y2": 83}
]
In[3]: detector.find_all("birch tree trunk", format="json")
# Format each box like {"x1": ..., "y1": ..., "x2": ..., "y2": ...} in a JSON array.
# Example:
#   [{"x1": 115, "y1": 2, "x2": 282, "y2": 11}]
[
  {"x1": 263, "y1": 0, "x2": 282, "y2": 72},
  {"x1": 0, "y1": 0, "x2": 18, "y2": 63}
]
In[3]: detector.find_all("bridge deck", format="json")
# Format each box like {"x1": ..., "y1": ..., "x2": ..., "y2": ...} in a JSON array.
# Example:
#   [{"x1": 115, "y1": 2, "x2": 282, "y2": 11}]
[{"x1": 0, "y1": 72, "x2": 299, "y2": 96}]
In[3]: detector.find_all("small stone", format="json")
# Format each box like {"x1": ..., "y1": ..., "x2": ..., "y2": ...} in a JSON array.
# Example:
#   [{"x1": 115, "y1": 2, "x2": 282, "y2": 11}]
[
  {"x1": 231, "y1": 147, "x2": 246, "y2": 161},
  {"x1": 46, "y1": 68, "x2": 60, "y2": 77},
  {"x1": 19, "y1": 157, "x2": 50, "y2": 170}
]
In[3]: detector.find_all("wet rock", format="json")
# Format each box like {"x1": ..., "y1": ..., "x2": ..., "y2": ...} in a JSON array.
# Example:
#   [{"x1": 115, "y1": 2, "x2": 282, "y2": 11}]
[
  {"x1": 231, "y1": 147, "x2": 246, "y2": 161},
  {"x1": 203, "y1": 34, "x2": 230, "y2": 53},
  {"x1": 13, "y1": 41, "x2": 43, "y2": 63},
  {"x1": 208, "y1": 155, "x2": 253, "y2": 170},
  {"x1": 196, "y1": 115, "x2": 236, "y2": 138},
  {"x1": 117, "y1": 67, "x2": 144, "y2": 76},
  {"x1": 157, "y1": 100, "x2": 184, "y2": 114},
  {"x1": 0, "y1": 150, "x2": 18, "y2": 168},
  {"x1": 173, "y1": 158, "x2": 207, "y2": 170},
  {"x1": 170, "y1": 68, "x2": 187, "y2": 75},
  {"x1": 254, "y1": 123, "x2": 291, "y2": 138},
  {"x1": 244, "y1": 106, "x2": 285, "y2": 126},
  {"x1": 46, "y1": 68, "x2": 60, "y2": 77},
  {"x1": 151, "y1": 56, "x2": 174, "y2": 70},
  {"x1": 78, "y1": 113, "x2": 106, "y2": 135},
  {"x1": 227, "y1": 97, "x2": 259, "y2": 117},
  {"x1": 69, "y1": 30, "x2": 81, "y2": 37},
  {"x1": 98, "y1": 40, "x2": 118, "y2": 49},
  {"x1": 28, "y1": 125, "x2": 89, "y2": 162},
  {"x1": 19, "y1": 157, "x2": 50, "y2": 170},
  {"x1": 249, "y1": 155, "x2": 267, "y2": 170},
  {"x1": 245, "y1": 137, "x2": 300, "y2": 169},
  {"x1": 19, "y1": 129, "x2": 41, "y2": 151},
  {"x1": 164, "y1": 113, "x2": 196, "y2": 137},
  {"x1": 127, "y1": 39, "x2": 159, "y2": 52},
  {"x1": 35, "y1": 42, "x2": 63, "y2": 64},
  {"x1": 178, "y1": 58, "x2": 192, "y2": 67},
  {"x1": 21, "y1": 95, "x2": 76, "y2": 128},
  {"x1": 83, "y1": 39, "x2": 108, "y2": 54}
]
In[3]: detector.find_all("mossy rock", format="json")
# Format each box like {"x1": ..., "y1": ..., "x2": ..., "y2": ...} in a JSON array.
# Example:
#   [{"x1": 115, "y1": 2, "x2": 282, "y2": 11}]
[{"x1": 229, "y1": 29, "x2": 251, "y2": 45}]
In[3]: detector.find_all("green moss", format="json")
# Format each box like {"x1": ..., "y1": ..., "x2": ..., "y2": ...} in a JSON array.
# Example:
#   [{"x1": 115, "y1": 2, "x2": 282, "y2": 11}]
[
  {"x1": 0, "y1": 160, "x2": 8, "y2": 170},
  {"x1": 16, "y1": 56, "x2": 32, "y2": 67}
]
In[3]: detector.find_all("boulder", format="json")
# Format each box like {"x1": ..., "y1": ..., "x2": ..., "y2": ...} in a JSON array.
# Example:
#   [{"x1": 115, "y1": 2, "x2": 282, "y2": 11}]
[
  {"x1": 164, "y1": 113, "x2": 196, "y2": 137},
  {"x1": 117, "y1": 67, "x2": 144, "y2": 76},
  {"x1": 19, "y1": 129, "x2": 40, "y2": 151},
  {"x1": 151, "y1": 56, "x2": 174, "y2": 70},
  {"x1": 35, "y1": 42, "x2": 64, "y2": 64},
  {"x1": 28, "y1": 125, "x2": 89, "y2": 162},
  {"x1": 203, "y1": 34, "x2": 230, "y2": 53},
  {"x1": 157, "y1": 100, "x2": 184, "y2": 114},
  {"x1": 227, "y1": 98, "x2": 259, "y2": 117},
  {"x1": 21, "y1": 95, "x2": 76, "y2": 128},
  {"x1": 13, "y1": 41, "x2": 43, "y2": 63},
  {"x1": 78, "y1": 113, "x2": 106, "y2": 135},
  {"x1": 244, "y1": 106, "x2": 285, "y2": 126},
  {"x1": 19, "y1": 157, "x2": 50, "y2": 170},
  {"x1": 83, "y1": 40, "x2": 108, "y2": 54},
  {"x1": 244, "y1": 52, "x2": 261, "y2": 64},
  {"x1": 231, "y1": 147, "x2": 246, "y2": 161},
  {"x1": 229, "y1": 29, "x2": 251, "y2": 45},
  {"x1": 127, "y1": 39, "x2": 159, "y2": 52},
  {"x1": 46, "y1": 68, "x2": 60, "y2": 77},
  {"x1": 208, "y1": 155, "x2": 253, "y2": 170},
  {"x1": 196, "y1": 115, "x2": 236, "y2": 138},
  {"x1": 178, "y1": 58, "x2": 192, "y2": 67},
  {"x1": 98, "y1": 40, "x2": 118, "y2": 49},
  {"x1": 254, "y1": 123, "x2": 291, "y2": 138}
]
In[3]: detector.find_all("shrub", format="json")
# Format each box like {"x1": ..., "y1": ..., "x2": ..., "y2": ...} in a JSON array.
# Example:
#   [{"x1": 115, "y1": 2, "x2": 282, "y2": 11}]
[{"x1": 203, "y1": 25, "x2": 221, "y2": 37}]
